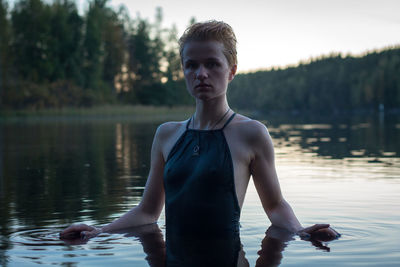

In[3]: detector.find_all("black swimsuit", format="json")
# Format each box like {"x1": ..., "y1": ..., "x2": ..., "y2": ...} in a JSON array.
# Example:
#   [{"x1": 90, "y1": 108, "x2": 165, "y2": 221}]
[{"x1": 164, "y1": 113, "x2": 241, "y2": 266}]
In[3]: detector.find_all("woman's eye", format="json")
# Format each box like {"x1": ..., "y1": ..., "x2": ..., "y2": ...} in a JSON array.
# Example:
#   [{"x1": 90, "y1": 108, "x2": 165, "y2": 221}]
[
  {"x1": 206, "y1": 62, "x2": 218, "y2": 68},
  {"x1": 185, "y1": 62, "x2": 197, "y2": 69}
]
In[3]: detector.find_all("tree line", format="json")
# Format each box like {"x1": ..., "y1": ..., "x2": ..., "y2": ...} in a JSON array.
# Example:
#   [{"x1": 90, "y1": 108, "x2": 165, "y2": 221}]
[
  {"x1": 228, "y1": 48, "x2": 400, "y2": 114},
  {"x1": 0, "y1": 0, "x2": 193, "y2": 109},
  {"x1": 1, "y1": 0, "x2": 399, "y2": 113}
]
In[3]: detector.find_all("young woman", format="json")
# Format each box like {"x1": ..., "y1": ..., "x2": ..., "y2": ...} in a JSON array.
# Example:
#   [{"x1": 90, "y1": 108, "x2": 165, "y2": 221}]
[{"x1": 61, "y1": 20, "x2": 339, "y2": 265}]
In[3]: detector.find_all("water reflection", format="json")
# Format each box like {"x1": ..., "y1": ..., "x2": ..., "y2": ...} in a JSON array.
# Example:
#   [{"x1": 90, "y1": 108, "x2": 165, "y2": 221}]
[
  {"x1": 115, "y1": 123, "x2": 138, "y2": 176},
  {"x1": 266, "y1": 114, "x2": 400, "y2": 165},
  {"x1": 115, "y1": 224, "x2": 303, "y2": 267},
  {"x1": 0, "y1": 121, "x2": 154, "y2": 266},
  {"x1": 8, "y1": 223, "x2": 305, "y2": 267},
  {"x1": 166, "y1": 234, "x2": 242, "y2": 266}
]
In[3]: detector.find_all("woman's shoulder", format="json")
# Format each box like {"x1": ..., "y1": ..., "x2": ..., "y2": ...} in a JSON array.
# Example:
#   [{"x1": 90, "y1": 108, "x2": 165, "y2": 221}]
[
  {"x1": 155, "y1": 119, "x2": 189, "y2": 140},
  {"x1": 231, "y1": 113, "x2": 268, "y2": 131},
  {"x1": 230, "y1": 113, "x2": 271, "y2": 142}
]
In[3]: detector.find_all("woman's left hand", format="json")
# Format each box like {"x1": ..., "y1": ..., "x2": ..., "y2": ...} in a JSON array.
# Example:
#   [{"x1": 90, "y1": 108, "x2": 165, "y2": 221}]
[{"x1": 297, "y1": 224, "x2": 340, "y2": 241}]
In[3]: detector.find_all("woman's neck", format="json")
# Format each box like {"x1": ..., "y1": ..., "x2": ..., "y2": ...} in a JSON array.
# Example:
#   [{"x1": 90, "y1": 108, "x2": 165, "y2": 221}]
[{"x1": 193, "y1": 97, "x2": 231, "y2": 130}]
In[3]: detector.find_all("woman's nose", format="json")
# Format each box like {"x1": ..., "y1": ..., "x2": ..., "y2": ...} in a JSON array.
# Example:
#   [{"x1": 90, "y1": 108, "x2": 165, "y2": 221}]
[{"x1": 195, "y1": 65, "x2": 208, "y2": 80}]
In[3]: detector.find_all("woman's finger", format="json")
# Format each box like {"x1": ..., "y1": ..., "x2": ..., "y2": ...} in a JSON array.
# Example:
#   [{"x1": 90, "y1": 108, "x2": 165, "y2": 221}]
[
  {"x1": 304, "y1": 224, "x2": 330, "y2": 233},
  {"x1": 297, "y1": 231, "x2": 311, "y2": 240},
  {"x1": 80, "y1": 231, "x2": 87, "y2": 240},
  {"x1": 80, "y1": 228, "x2": 102, "y2": 240}
]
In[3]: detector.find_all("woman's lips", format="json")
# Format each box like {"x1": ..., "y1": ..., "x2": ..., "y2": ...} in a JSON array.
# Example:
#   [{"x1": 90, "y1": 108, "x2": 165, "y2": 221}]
[{"x1": 195, "y1": 84, "x2": 212, "y2": 89}]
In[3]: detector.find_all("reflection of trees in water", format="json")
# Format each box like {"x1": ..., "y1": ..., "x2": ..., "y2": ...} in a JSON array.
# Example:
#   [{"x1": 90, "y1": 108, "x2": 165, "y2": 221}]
[
  {"x1": 0, "y1": 124, "x2": 11, "y2": 267},
  {"x1": 267, "y1": 114, "x2": 400, "y2": 160},
  {"x1": 0, "y1": 121, "x2": 154, "y2": 231},
  {"x1": 115, "y1": 123, "x2": 136, "y2": 176}
]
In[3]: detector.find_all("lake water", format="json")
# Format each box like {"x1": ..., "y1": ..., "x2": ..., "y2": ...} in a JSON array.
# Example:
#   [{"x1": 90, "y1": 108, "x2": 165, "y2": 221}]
[{"x1": 0, "y1": 113, "x2": 399, "y2": 266}]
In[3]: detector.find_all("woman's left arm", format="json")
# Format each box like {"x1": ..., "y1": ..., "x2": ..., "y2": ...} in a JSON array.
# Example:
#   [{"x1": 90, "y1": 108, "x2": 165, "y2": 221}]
[{"x1": 248, "y1": 121, "x2": 340, "y2": 240}]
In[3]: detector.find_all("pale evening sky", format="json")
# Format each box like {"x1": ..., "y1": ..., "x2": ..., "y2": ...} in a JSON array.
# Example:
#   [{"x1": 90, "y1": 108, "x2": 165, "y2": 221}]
[{"x1": 104, "y1": 0, "x2": 400, "y2": 72}]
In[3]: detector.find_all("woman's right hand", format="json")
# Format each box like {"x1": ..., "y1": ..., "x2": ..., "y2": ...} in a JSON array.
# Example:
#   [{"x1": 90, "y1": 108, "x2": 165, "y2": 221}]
[{"x1": 59, "y1": 223, "x2": 102, "y2": 240}]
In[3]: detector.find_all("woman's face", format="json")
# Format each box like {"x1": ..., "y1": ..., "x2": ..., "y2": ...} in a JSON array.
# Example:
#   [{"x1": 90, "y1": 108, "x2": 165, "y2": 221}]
[{"x1": 181, "y1": 40, "x2": 237, "y2": 101}]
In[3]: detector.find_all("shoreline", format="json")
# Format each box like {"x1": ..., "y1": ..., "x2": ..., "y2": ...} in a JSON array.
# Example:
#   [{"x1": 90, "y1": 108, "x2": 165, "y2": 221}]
[
  {"x1": 0, "y1": 105, "x2": 398, "y2": 122},
  {"x1": 0, "y1": 105, "x2": 196, "y2": 122}
]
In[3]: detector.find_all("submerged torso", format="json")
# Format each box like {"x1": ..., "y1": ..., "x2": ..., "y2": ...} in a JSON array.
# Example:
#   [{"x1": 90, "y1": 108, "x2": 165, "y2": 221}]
[{"x1": 164, "y1": 113, "x2": 240, "y2": 237}]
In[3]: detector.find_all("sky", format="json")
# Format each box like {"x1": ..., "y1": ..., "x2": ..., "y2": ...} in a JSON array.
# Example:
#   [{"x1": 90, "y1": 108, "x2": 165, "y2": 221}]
[
  {"x1": 103, "y1": 0, "x2": 400, "y2": 72},
  {"x1": 10, "y1": 0, "x2": 400, "y2": 72}
]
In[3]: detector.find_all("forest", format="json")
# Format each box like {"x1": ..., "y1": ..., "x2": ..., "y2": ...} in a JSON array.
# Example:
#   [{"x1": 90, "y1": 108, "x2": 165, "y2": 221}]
[
  {"x1": 228, "y1": 48, "x2": 400, "y2": 114},
  {"x1": 0, "y1": 0, "x2": 193, "y2": 109},
  {"x1": 0, "y1": 0, "x2": 399, "y2": 113}
]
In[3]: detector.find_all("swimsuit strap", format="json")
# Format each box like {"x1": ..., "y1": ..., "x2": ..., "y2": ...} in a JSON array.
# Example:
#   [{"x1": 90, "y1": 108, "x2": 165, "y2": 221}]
[
  {"x1": 186, "y1": 116, "x2": 193, "y2": 130},
  {"x1": 186, "y1": 112, "x2": 236, "y2": 130},
  {"x1": 221, "y1": 112, "x2": 236, "y2": 130}
]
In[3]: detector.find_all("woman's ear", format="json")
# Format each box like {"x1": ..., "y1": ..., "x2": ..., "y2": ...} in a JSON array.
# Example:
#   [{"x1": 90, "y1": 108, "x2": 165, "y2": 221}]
[{"x1": 228, "y1": 64, "x2": 237, "y2": 82}]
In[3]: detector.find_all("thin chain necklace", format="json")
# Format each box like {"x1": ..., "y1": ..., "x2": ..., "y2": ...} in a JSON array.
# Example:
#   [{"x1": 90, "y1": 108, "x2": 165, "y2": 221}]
[
  {"x1": 191, "y1": 107, "x2": 230, "y2": 156},
  {"x1": 191, "y1": 107, "x2": 231, "y2": 130}
]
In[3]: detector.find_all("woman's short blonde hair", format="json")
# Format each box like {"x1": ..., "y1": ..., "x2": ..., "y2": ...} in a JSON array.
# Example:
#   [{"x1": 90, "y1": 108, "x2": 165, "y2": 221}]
[{"x1": 179, "y1": 20, "x2": 238, "y2": 68}]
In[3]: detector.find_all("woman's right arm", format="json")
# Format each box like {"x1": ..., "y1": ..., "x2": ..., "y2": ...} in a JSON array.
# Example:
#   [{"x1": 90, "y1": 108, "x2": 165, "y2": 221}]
[{"x1": 60, "y1": 124, "x2": 167, "y2": 240}]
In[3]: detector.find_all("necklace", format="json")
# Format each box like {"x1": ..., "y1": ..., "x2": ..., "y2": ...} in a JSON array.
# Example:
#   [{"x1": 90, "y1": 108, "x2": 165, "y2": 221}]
[
  {"x1": 191, "y1": 107, "x2": 230, "y2": 156},
  {"x1": 191, "y1": 107, "x2": 230, "y2": 130}
]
